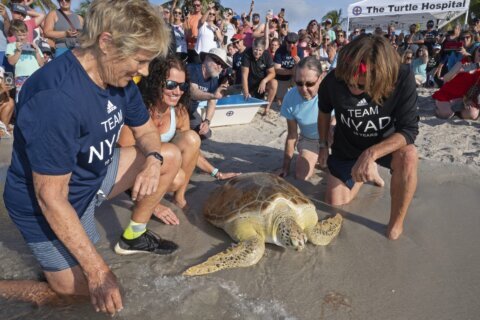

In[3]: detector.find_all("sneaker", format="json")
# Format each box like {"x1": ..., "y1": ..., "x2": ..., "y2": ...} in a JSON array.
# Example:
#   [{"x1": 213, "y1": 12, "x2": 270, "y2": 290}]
[{"x1": 114, "y1": 229, "x2": 178, "y2": 255}]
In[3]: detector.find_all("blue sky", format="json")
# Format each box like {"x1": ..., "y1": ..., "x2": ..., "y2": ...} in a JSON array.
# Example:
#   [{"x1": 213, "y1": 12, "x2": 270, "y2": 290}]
[{"x1": 70, "y1": 0, "x2": 353, "y2": 33}]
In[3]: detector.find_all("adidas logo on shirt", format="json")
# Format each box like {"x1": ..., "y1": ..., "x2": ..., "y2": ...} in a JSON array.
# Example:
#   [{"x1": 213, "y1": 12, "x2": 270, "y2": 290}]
[
  {"x1": 107, "y1": 100, "x2": 117, "y2": 114},
  {"x1": 356, "y1": 98, "x2": 368, "y2": 107}
]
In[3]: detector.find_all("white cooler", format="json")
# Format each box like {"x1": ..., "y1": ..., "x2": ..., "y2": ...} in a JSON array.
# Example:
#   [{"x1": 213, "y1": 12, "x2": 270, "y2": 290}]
[{"x1": 197, "y1": 94, "x2": 268, "y2": 127}]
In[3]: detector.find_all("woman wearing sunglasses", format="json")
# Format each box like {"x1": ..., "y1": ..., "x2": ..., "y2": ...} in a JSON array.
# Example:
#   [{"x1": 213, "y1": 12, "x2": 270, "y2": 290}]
[
  {"x1": 279, "y1": 56, "x2": 325, "y2": 180},
  {"x1": 119, "y1": 56, "x2": 239, "y2": 225},
  {"x1": 195, "y1": 2, "x2": 222, "y2": 55},
  {"x1": 119, "y1": 56, "x2": 199, "y2": 225},
  {"x1": 44, "y1": 0, "x2": 84, "y2": 57}
]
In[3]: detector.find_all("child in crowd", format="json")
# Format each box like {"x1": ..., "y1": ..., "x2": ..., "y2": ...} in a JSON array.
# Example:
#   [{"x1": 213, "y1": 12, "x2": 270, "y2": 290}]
[{"x1": 6, "y1": 19, "x2": 44, "y2": 101}]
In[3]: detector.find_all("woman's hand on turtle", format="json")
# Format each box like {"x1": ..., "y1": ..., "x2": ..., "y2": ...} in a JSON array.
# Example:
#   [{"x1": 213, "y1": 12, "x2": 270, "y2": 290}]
[{"x1": 216, "y1": 171, "x2": 241, "y2": 180}]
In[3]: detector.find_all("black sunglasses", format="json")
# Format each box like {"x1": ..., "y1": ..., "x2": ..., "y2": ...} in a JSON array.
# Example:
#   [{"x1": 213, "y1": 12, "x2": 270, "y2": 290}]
[
  {"x1": 295, "y1": 80, "x2": 318, "y2": 88},
  {"x1": 174, "y1": 11, "x2": 182, "y2": 15},
  {"x1": 165, "y1": 80, "x2": 189, "y2": 91}
]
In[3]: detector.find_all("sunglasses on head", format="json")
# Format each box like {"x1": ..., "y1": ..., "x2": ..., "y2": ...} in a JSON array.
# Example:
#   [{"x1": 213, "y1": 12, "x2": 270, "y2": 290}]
[{"x1": 165, "y1": 80, "x2": 189, "y2": 91}]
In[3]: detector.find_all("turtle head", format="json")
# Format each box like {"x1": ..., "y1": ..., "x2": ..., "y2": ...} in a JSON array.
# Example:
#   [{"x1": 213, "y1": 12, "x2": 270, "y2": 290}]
[{"x1": 275, "y1": 216, "x2": 307, "y2": 251}]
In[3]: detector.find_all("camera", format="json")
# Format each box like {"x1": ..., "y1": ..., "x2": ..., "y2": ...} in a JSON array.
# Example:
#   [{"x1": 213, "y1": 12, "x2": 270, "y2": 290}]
[{"x1": 219, "y1": 67, "x2": 234, "y2": 86}]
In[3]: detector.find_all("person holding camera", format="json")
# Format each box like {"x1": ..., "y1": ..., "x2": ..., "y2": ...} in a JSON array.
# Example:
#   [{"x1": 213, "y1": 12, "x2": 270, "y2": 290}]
[
  {"x1": 195, "y1": 2, "x2": 222, "y2": 56},
  {"x1": 8, "y1": 3, "x2": 45, "y2": 44},
  {"x1": 0, "y1": 70, "x2": 14, "y2": 137},
  {"x1": 43, "y1": 0, "x2": 83, "y2": 58},
  {"x1": 6, "y1": 19, "x2": 44, "y2": 100}
]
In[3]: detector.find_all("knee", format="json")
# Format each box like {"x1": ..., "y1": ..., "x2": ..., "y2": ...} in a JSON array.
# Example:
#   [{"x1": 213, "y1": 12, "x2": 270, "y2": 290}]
[
  {"x1": 392, "y1": 145, "x2": 418, "y2": 173},
  {"x1": 460, "y1": 107, "x2": 480, "y2": 120},
  {"x1": 435, "y1": 101, "x2": 454, "y2": 119},
  {"x1": 161, "y1": 143, "x2": 182, "y2": 170},
  {"x1": 183, "y1": 130, "x2": 201, "y2": 150},
  {"x1": 268, "y1": 79, "x2": 278, "y2": 90}
]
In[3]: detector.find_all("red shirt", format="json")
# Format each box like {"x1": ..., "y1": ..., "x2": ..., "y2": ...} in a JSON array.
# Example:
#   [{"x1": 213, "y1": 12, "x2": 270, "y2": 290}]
[{"x1": 8, "y1": 19, "x2": 37, "y2": 44}]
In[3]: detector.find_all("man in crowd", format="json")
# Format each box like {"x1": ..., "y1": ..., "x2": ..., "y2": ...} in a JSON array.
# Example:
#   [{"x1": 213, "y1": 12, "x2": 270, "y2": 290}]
[
  {"x1": 8, "y1": 3, "x2": 45, "y2": 44},
  {"x1": 422, "y1": 20, "x2": 438, "y2": 55},
  {"x1": 317, "y1": 35, "x2": 419, "y2": 241},
  {"x1": 187, "y1": 47, "x2": 230, "y2": 139},
  {"x1": 186, "y1": 0, "x2": 203, "y2": 63},
  {"x1": 241, "y1": 37, "x2": 277, "y2": 115},
  {"x1": 274, "y1": 32, "x2": 304, "y2": 105},
  {"x1": 231, "y1": 33, "x2": 246, "y2": 85},
  {"x1": 324, "y1": 18, "x2": 336, "y2": 42},
  {"x1": 406, "y1": 23, "x2": 424, "y2": 54}
]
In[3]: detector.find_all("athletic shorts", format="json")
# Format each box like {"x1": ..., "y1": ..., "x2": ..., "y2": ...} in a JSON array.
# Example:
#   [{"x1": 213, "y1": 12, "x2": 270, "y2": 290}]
[
  {"x1": 327, "y1": 153, "x2": 392, "y2": 190},
  {"x1": 297, "y1": 135, "x2": 319, "y2": 154},
  {"x1": 25, "y1": 148, "x2": 120, "y2": 272}
]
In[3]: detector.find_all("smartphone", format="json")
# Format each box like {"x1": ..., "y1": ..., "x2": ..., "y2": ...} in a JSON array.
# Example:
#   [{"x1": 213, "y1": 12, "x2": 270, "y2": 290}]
[
  {"x1": 290, "y1": 44, "x2": 297, "y2": 57},
  {"x1": 280, "y1": 8, "x2": 285, "y2": 13}
]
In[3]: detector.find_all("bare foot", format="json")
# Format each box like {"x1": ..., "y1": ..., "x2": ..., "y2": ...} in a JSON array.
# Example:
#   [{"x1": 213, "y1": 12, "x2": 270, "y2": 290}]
[
  {"x1": 152, "y1": 204, "x2": 180, "y2": 225},
  {"x1": 386, "y1": 224, "x2": 403, "y2": 240}
]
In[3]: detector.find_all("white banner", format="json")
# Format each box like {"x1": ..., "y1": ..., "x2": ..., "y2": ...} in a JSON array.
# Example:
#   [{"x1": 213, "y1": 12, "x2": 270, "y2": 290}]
[{"x1": 348, "y1": 0, "x2": 469, "y2": 18}]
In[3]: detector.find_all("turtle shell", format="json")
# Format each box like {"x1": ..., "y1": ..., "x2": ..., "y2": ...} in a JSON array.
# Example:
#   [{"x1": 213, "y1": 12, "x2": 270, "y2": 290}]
[{"x1": 203, "y1": 173, "x2": 313, "y2": 226}]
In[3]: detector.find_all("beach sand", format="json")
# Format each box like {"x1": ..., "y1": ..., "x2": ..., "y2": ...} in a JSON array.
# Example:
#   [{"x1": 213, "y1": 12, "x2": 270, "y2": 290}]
[{"x1": 1, "y1": 90, "x2": 480, "y2": 319}]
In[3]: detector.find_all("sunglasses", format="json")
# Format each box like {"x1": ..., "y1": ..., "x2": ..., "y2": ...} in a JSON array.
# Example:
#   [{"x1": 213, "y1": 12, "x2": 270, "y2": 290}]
[
  {"x1": 193, "y1": 3, "x2": 201, "y2": 7},
  {"x1": 405, "y1": 57, "x2": 413, "y2": 60},
  {"x1": 295, "y1": 79, "x2": 318, "y2": 87},
  {"x1": 323, "y1": 38, "x2": 330, "y2": 41},
  {"x1": 232, "y1": 40, "x2": 240, "y2": 45},
  {"x1": 174, "y1": 11, "x2": 182, "y2": 15},
  {"x1": 210, "y1": 56, "x2": 225, "y2": 67},
  {"x1": 460, "y1": 36, "x2": 471, "y2": 40},
  {"x1": 165, "y1": 80, "x2": 189, "y2": 91},
  {"x1": 209, "y1": 13, "x2": 216, "y2": 16},
  {"x1": 59, "y1": 0, "x2": 71, "y2": 2}
]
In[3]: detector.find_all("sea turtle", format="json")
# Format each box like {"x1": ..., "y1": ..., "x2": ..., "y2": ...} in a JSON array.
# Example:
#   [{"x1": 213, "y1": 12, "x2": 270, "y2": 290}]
[{"x1": 183, "y1": 173, "x2": 342, "y2": 276}]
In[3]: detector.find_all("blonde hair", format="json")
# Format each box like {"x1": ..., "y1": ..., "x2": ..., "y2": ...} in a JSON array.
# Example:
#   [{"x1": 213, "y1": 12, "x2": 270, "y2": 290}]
[
  {"x1": 335, "y1": 35, "x2": 400, "y2": 105},
  {"x1": 79, "y1": 0, "x2": 170, "y2": 58}
]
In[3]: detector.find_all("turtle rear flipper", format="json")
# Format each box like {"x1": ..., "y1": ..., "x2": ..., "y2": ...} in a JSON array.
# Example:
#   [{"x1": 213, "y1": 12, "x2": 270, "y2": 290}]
[
  {"x1": 183, "y1": 237, "x2": 265, "y2": 276},
  {"x1": 306, "y1": 213, "x2": 343, "y2": 246}
]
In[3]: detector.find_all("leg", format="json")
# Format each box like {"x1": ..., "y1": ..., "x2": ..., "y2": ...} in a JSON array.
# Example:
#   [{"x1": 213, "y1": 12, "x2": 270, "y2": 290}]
[
  {"x1": 295, "y1": 149, "x2": 318, "y2": 181},
  {"x1": 171, "y1": 130, "x2": 201, "y2": 207},
  {"x1": 0, "y1": 265, "x2": 90, "y2": 306},
  {"x1": 459, "y1": 106, "x2": 480, "y2": 120},
  {"x1": 0, "y1": 98, "x2": 14, "y2": 127},
  {"x1": 435, "y1": 100, "x2": 455, "y2": 119},
  {"x1": 388, "y1": 145, "x2": 418, "y2": 240},
  {"x1": 265, "y1": 79, "x2": 278, "y2": 114},
  {"x1": 107, "y1": 143, "x2": 181, "y2": 223},
  {"x1": 325, "y1": 173, "x2": 363, "y2": 206}
]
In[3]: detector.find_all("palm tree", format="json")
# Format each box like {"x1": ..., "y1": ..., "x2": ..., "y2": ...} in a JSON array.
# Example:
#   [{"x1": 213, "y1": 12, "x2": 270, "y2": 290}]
[
  {"x1": 322, "y1": 9, "x2": 346, "y2": 28},
  {"x1": 162, "y1": 0, "x2": 223, "y2": 12},
  {"x1": 75, "y1": 0, "x2": 92, "y2": 18}
]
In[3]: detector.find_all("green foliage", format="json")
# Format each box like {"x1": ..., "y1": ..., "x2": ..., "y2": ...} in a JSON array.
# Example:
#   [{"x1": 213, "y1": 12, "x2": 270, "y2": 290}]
[
  {"x1": 75, "y1": 0, "x2": 92, "y2": 18},
  {"x1": 322, "y1": 9, "x2": 346, "y2": 27}
]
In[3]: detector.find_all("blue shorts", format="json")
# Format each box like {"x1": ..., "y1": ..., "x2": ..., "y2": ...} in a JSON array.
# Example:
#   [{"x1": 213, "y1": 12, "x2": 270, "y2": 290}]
[
  {"x1": 25, "y1": 148, "x2": 120, "y2": 272},
  {"x1": 327, "y1": 153, "x2": 392, "y2": 190}
]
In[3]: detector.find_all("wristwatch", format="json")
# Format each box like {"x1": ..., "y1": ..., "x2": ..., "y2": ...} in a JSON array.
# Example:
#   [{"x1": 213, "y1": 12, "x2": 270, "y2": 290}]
[
  {"x1": 318, "y1": 141, "x2": 328, "y2": 149},
  {"x1": 146, "y1": 152, "x2": 164, "y2": 165}
]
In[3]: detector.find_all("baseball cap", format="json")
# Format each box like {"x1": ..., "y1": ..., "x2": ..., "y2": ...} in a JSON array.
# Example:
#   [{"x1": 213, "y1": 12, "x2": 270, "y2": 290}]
[
  {"x1": 231, "y1": 34, "x2": 244, "y2": 42},
  {"x1": 325, "y1": 18, "x2": 332, "y2": 24},
  {"x1": 286, "y1": 32, "x2": 299, "y2": 43},
  {"x1": 12, "y1": 4, "x2": 28, "y2": 16},
  {"x1": 433, "y1": 44, "x2": 441, "y2": 50}
]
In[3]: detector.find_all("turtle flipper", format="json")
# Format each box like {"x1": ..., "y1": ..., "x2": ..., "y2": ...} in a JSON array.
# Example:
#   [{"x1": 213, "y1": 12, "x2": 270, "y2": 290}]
[
  {"x1": 183, "y1": 237, "x2": 265, "y2": 276},
  {"x1": 306, "y1": 213, "x2": 343, "y2": 246}
]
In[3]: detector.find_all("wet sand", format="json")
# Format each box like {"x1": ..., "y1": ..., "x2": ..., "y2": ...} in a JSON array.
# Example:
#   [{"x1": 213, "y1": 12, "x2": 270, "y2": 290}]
[{"x1": 1, "y1": 92, "x2": 480, "y2": 319}]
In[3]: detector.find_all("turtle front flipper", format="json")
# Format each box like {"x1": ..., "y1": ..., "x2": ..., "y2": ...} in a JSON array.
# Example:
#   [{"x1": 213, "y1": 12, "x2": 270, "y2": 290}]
[
  {"x1": 306, "y1": 213, "x2": 343, "y2": 246},
  {"x1": 183, "y1": 237, "x2": 266, "y2": 276}
]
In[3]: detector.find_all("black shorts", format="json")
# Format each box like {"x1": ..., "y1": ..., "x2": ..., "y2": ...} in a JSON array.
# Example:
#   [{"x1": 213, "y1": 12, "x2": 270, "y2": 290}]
[{"x1": 327, "y1": 153, "x2": 392, "y2": 190}]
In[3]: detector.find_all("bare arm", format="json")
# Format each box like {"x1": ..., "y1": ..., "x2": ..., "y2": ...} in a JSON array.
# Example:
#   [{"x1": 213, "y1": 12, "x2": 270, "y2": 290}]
[
  {"x1": 281, "y1": 119, "x2": 298, "y2": 176},
  {"x1": 190, "y1": 83, "x2": 217, "y2": 101},
  {"x1": 33, "y1": 173, "x2": 122, "y2": 314},
  {"x1": 274, "y1": 63, "x2": 294, "y2": 76},
  {"x1": 128, "y1": 118, "x2": 163, "y2": 201},
  {"x1": 252, "y1": 23, "x2": 265, "y2": 38},
  {"x1": 7, "y1": 43, "x2": 22, "y2": 65},
  {"x1": 443, "y1": 61, "x2": 463, "y2": 83},
  {"x1": 27, "y1": 9, "x2": 46, "y2": 27},
  {"x1": 241, "y1": 66, "x2": 250, "y2": 98},
  {"x1": 0, "y1": 4, "x2": 10, "y2": 35},
  {"x1": 317, "y1": 111, "x2": 331, "y2": 167}
]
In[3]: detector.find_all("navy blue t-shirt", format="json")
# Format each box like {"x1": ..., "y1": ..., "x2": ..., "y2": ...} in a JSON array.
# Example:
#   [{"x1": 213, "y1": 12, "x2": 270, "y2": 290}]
[
  {"x1": 232, "y1": 50, "x2": 245, "y2": 84},
  {"x1": 187, "y1": 63, "x2": 219, "y2": 115},
  {"x1": 273, "y1": 45, "x2": 304, "y2": 81},
  {"x1": 3, "y1": 51, "x2": 149, "y2": 243}
]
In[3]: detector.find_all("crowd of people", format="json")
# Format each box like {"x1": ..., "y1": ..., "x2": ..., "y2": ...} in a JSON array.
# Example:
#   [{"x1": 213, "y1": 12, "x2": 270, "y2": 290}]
[{"x1": 0, "y1": 0, "x2": 476, "y2": 316}]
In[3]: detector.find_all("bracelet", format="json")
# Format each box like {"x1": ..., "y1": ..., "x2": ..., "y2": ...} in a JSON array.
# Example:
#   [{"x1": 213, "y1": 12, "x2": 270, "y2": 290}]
[
  {"x1": 203, "y1": 118, "x2": 211, "y2": 125},
  {"x1": 211, "y1": 168, "x2": 219, "y2": 177},
  {"x1": 318, "y1": 141, "x2": 328, "y2": 148}
]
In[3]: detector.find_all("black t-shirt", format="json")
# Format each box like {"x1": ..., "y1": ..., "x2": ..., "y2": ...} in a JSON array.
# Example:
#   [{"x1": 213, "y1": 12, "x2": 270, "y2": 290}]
[
  {"x1": 241, "y1": 48, "x2": 274, "y2": 86},
  {"x1": 426, "y1": 55, "x2": 441, "y2": 73},
  {"x1": 318, "y1": 64, "x2": 419, "y2": 159},
  {"x1": 232, "y1": 50, "x2": 245, "y2": 85},
  {"x1": 273, "y1": 45, "x2": 305, "y2": 81}
]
